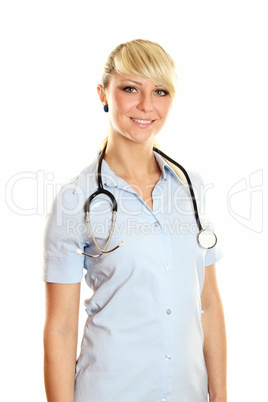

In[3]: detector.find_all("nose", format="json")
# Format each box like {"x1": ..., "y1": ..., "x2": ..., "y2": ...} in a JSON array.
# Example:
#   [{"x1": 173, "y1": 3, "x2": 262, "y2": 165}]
[{"x1": 137, "y1": 93, "x2": 154, "y2": 112}]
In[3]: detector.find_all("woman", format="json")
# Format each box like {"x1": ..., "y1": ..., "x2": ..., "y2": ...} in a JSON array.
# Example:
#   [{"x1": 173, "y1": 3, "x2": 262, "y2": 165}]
[{"x1": 43, "y1": 39, "x2": 227, "y2": 402}]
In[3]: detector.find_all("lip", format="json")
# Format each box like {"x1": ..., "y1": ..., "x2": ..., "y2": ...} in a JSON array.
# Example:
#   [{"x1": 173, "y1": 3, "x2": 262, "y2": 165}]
[{"x1": 130, "y1": 117, "x2": 155, "y2": 127}]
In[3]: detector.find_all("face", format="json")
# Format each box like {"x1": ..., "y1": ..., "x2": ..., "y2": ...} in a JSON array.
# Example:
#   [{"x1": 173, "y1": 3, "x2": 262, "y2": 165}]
[{"x1": 98, "y1": 74, "x2": 173, "y2": 145}]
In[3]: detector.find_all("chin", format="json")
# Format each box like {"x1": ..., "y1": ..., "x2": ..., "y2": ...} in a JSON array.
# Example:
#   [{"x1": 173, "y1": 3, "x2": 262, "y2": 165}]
[
  {"x1": 124, "y1": 127, "x2": 159, "y2": 143},
  {"x1": 125, "y1": 133, "x2": 156, "y2": 145}
]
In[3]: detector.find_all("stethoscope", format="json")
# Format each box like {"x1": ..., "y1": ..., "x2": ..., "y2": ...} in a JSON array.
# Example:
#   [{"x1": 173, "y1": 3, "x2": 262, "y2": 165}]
[{"x1": 76, "y1": 147, "x2": 217, "y2": 258}]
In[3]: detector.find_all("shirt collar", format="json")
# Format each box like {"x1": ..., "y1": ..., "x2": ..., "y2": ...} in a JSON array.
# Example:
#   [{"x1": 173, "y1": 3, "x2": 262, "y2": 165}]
[
  {"x1": 73, "y1": 153, "x2": 122, "y2": 195},
  {"x1": 73, "y1": 150, "x2": 185, "y2": 195},
  {"x1": 154, "y1": 151, "x2": 185, "y2": 184},
  {"x1": 73, "y1": 153, "x2": 99, "y2": 195}
]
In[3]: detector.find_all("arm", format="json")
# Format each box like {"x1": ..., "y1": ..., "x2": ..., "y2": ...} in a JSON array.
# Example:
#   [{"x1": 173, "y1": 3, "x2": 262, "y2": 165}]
[
  {"x1": 43, "y1": 282, "x2": 81, "y2": 402},
  {"x1": 201, "y1": 264, "x2": 227, "y2": 402}
]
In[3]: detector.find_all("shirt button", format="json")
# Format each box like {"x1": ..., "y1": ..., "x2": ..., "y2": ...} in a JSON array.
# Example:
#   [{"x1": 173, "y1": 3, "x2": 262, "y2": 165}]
[
  {"x1": 165, "y1": 355, "x2": 171, "y2": 360},
  {"x1": 166, "y1": 309, "x2": 171, "y2": 315},
  {"x1": 161, "y1": 399, "x2": 167, "y2": 402},
  {"x1": 163, "y1": 265, "x2": 169, "y2": 270}
]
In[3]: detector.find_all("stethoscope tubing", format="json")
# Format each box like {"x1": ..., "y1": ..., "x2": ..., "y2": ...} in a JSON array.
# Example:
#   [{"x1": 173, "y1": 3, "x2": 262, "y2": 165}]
[
  {"x1": 77, "y1": 146, "x2": 217, "y2": 258},
  {"x1": 152, "y1": 147, "x2": 203, "y2": 232},
  {"x1": 153, "y1": 148, "x2": 217, "y2": 248}
]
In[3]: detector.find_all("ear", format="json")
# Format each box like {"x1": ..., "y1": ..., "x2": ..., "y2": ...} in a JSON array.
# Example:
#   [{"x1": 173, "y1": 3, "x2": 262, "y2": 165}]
[{"x1": 97, "y1": 85, "x2": 107, "y2": 106}]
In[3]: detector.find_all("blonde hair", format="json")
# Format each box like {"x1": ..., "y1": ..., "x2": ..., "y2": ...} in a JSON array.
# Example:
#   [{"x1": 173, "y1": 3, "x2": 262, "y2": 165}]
[
  {"x1": 100, "y1": 39, "x2": 184, "y2": 183},
  {"x1": 101, "y1": 39, "x2": 178, "y2": 97}
]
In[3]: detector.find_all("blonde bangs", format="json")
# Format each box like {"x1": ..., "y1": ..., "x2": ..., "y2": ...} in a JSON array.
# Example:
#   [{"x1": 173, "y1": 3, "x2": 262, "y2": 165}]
[{"x1": 102, "y1": 39, "x2": 177, "y2": 97}]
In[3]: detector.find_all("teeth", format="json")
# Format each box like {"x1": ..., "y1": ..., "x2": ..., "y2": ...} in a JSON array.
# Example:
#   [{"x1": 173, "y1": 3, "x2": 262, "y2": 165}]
[{"x1": 132, "y1": 118, "x2": 152, "y2": 124}]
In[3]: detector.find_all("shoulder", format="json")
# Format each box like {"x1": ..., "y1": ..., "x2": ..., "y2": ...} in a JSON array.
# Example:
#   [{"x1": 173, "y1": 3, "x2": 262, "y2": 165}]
[
  {"x1": 48, "y1": 156, "x2": 98, "y2": 217},
  {"x1": 59, "y1": 156, "x2": 98, "y2": 199},
  {"x1": 187, "y1": 169, "x2": 204, "y2": 186},
  {"x1": 183, "y1": 169, "x2": 207, "y2": 210}
]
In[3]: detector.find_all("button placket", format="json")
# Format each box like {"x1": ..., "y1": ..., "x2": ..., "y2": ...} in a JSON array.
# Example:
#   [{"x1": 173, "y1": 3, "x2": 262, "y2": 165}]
[
  {"x1": 160, "y1": 259, "x2": 173, "y2": 402},
  {"x1": 165, "y1": 355, "x2": 171, "y2": 361},
  {"x1": 152, "y1": 220, "x2": 162, "y2": 234}
]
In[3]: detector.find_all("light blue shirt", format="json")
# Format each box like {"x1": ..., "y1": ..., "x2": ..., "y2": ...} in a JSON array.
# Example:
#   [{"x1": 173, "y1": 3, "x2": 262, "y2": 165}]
[{"x1": 43, "y1": 151, "x2": 223, "y2": 402}]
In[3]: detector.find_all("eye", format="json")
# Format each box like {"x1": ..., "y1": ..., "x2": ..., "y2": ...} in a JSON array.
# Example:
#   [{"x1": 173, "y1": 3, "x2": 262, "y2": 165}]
[
  {"x1": 154, "y1": 89, "x2": 169, "y2": 96},
  {"x1": 123, "y1": 86, "x2": 138, "y2": 93}
]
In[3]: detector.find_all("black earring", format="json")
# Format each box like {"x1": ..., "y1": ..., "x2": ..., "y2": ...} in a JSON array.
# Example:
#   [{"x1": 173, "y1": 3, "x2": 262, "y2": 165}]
[{"x1": 103, "y1": 104, "x2": 109, "y2": 113}]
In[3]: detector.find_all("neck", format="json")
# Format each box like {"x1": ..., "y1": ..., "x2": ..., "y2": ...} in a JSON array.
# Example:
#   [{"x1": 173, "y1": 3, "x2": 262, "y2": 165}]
[{"x1": 103, "y1": 136, "x2": 159, "y2": 181}]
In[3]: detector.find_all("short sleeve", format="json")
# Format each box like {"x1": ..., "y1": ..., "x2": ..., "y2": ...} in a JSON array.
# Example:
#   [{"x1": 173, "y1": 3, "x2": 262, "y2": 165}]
[
  {"x1": 204, "y1": 242, "x2": 223, "y2": 267},
  {"x1": 43, "y1": 179, "x2": 86, "y2": 284}
]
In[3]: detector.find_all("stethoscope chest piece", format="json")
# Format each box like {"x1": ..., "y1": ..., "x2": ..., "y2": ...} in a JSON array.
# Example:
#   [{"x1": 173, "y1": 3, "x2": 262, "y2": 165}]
[{"x1": 197, "y1": 229, "x2": 217, "y2": 249}]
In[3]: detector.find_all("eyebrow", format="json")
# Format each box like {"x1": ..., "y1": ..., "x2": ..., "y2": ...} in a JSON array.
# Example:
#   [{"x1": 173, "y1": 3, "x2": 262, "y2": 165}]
[
  {"x1": 119, "y1": 79, "x2": 161, "y2": 88},
  {"x1": 119, "y1": 79, "x2": 143, "y2": 85}
]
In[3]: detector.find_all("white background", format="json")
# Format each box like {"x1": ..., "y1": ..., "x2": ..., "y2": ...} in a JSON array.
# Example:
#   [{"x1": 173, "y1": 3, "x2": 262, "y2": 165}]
[{"x1": 1, "y1": 0, "x2": 267, "y2": 400}]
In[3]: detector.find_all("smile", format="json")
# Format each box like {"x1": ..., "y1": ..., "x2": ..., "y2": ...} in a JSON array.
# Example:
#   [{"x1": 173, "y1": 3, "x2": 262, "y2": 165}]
[{"x1": 130, "y1": 118, "x2": 154, "y2": 125}]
